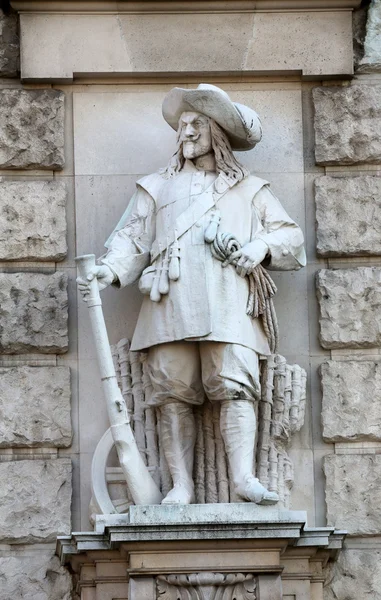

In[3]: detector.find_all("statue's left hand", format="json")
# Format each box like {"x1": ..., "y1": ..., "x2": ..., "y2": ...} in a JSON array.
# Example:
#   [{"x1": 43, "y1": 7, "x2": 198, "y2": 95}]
[{"x1": 223, "y1": 239, "x2": 268, "y2": 277}]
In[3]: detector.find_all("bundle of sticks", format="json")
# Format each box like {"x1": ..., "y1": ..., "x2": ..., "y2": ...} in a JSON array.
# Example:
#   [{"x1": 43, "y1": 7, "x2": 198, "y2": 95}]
[{"x1": 104, "y1": 340, "x2": 306, "y2": 511}]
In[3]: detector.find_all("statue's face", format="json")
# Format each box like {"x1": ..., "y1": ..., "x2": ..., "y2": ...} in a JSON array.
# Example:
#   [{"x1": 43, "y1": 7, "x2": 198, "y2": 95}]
[{"x1": 179, "y1": 111, "x2": 212, "y2": 159}]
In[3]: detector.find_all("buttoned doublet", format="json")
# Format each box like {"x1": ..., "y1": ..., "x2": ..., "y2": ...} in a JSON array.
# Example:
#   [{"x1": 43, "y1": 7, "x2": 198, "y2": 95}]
[{"x1": 102, "y1": 162, "x2": 305, "y2": 356}]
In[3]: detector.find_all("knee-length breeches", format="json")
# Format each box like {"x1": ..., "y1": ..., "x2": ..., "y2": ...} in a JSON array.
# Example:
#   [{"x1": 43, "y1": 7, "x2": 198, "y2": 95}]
[{"x1": 146, "y1": 341, "x2": 260, "y2": 407}]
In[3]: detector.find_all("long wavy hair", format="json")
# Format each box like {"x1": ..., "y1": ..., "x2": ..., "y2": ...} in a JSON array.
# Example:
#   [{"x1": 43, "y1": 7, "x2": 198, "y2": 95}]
[{"x1": 162, "y1": 118, "x2": 249, "y2": 183}]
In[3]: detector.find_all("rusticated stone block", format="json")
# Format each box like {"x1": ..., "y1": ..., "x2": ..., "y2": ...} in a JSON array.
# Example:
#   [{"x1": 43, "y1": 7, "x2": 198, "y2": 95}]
[
  {"x1": 0, "y1": 180, "x2": 67, "y2": 260},
  {"x1": 0, "y1": 89, "x2": 64, "y2": 169},
  {"x1": 0, "y1": 272, "x2": 68, "y2": 354},
  {"x1": 316, "y1": 268, "x2": 381, "y2": 349},
  {"x1": 0, "y1": 458, "x2": 71, "y2": 543},
  {"x1": 313, "y1": 85, "x2": 381, "y2": 165},
  {"x1": 0, "y1": 12, "x2": 19, "y2": 77},
  {"x1": 325, "y1": 454, "x2": 381, "y2": 535},
  {"x1": 0, "y1": 547, "x2": 73, "y2": 600},
  {"x1": 321, "y1": 360, "x2": 381, "y2": 442},
  {"x1": 315, "y1": 176, "x2": 381, "y2": 256},
  {"x1": 0, "y1": 366, "x2": 71, "y2": 447},
  {"x1": 324, "y1": 548, "x2": 381, "y2": 600}
]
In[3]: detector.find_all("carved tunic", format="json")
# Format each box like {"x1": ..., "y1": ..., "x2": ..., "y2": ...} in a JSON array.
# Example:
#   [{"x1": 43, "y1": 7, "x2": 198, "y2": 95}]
[{"x1": 102, "y1": 160, "x2": 305, "y2": 353}]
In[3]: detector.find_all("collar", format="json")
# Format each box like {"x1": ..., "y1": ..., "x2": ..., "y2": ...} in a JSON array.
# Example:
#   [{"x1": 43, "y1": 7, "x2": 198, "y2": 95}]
[{"x1": 182, "y1": 159, "x2": 201, "y2": 173}]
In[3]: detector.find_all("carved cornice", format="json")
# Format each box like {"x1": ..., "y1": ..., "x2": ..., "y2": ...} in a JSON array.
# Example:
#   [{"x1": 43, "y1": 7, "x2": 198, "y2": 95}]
[
  {"x1": 56, "y1": 514, "x2": 346, "y2": 566},
  {"x1": 11, "y1": 0, "x2": 362, "y2": 13}
]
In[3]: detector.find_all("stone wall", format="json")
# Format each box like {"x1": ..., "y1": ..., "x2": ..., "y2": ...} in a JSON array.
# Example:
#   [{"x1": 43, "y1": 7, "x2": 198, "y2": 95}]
[
  {"x1": 0, "y1": 7, "x2": 73, "y2": 598},
  {"x1": 1, "y1": 1, "x2": 380, "y2": 599},
  {"x1": 313, "y1": 4, "x2": 381, "y2": 596},
  {"x1": 0, "y1": 10, "x2": 19, "y2": 77}
]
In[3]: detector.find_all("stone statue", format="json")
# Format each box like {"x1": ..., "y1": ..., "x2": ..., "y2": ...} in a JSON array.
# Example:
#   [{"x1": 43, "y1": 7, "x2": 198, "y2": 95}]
[{"x1": 78, "y1": 84, "x2": 306, "y2": 507}]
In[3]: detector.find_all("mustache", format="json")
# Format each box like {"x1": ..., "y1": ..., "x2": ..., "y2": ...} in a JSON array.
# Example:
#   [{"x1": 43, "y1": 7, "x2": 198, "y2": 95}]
[{"x1": 182, "y1": 135, "x2": 201, "y2": 142}]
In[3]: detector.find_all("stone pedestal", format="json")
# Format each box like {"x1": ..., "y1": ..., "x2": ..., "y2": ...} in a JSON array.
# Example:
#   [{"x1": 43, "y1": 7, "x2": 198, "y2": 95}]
[{"x1": 57, "y1": 505, "x2": 344, "y2": 600}]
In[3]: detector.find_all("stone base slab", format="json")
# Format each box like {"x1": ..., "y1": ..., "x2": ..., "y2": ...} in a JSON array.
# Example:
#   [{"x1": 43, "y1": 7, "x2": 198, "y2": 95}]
[
  {"x1": 95, "y1": 504, "x2": 308, "y2": 532},
  {"x1": 58, "y1": 506, "x2": 344, "y2": 600}
]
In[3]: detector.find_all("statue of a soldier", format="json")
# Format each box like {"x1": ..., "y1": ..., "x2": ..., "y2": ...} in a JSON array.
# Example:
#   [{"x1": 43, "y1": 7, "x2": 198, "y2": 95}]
[{"x1": 78, "y1": 84, "x2": 306, "y2": 507}]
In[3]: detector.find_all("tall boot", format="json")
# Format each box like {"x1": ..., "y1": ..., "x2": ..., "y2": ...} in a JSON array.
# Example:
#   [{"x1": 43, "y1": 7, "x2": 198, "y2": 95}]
[
  {"x1": 160, "y1": 401, "x2": 196, "y2": 504},
  {"x1": 220, "y1": 400, "x2": 278, "y2": 505}
]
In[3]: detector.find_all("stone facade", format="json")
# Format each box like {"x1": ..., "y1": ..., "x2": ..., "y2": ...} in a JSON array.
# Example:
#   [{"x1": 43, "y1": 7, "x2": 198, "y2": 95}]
[
  {"x1": 324, "y1": 454, "x2": 381, "y2": 535},
  {"x1": 0, "y1": 366, "x2": 71, "y2": 447},
  {"x1": 0, "y1": 458, "x2": 72, "y2": 543},
  {"x1": 0, "y1": 89, "x2": 64, "y2": 169},
  {"x1": 352, "y1": 0, "x2": 369, "y2": 68},
  {"x1": 0, "y1": 6, "x2": 73, "y2": 596},
  {"x1": 316, "y1": 267, "x2": 381, "y2": 349},
  {"x1": 317, "y1": 3, "x2": 381, "y2": 596},
  {"x1": 358, "y1": 0, "x2": 381, "y2": 72},
  {"x1": 315, "y1": 175, "x2": 381, "y2": 256},
  {"x1": 19, "y1": 9, "x2": 354, "y2": 81},
  {"x1": 0, "y1": 546, "x2": 73, "y2": 600},
  {"x1": 0, "y1": 179, "x2": 67, "y2": 260},
  {"x1": 313, "y1": 85, "x2": 381, "y2": 165},
  {"x1": 321, "y1": 360, "x2": 381, "y2": 442},
  {"x1": 324, "y1": 548, "x2": 381, "y2": 600},
  {"x1": 0, "y1": 272, "x2": 68, "y2": 354},
  {"x1": 0, "y1": 1, "x2": 381, "y2": 599},
  {"x1": 0, "y1": 11, "x2": 19, "y2": 77}
]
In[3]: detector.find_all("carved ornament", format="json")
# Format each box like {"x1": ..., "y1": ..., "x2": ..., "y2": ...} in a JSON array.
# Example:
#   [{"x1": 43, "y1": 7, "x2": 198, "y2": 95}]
[{"x1": 157, "y1": 573, "x2": 257, "y2": 600}]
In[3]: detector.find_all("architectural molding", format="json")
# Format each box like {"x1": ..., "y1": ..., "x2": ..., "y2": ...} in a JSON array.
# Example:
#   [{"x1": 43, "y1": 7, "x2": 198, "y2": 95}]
[
  {"x1": 56, "y1": 510, "x2": 345, "y2": 600},
  {"x1": 11, "y1": 0, "x2": 362, "y2": 13},
  {"x1": 56, "y1": 506, "x2": 346, "y2": 564},
  {"x1": 16, "y1": 3, "x2": 356, "y2": 81}
]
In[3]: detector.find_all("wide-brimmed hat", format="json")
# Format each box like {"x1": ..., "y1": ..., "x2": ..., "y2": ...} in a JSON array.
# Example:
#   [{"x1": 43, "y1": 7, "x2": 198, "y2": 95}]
[{"x1": 162, "y1": 83, "x2": 262, "y2": 151}]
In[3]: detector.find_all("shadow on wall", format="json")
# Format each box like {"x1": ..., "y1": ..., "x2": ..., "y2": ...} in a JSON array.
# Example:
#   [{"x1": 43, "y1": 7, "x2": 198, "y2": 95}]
[
  {"x1": 353, "y1": 0, "x2": 371, "y2": 66},
  {"x1": 0, "y1": 0, "x2": 11, "y2": 14}
]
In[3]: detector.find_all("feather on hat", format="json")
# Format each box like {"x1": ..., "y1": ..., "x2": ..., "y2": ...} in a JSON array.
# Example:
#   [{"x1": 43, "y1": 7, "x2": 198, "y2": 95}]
[{"x1": 162, "y1": 84, "x2": 262, "y2": 151}]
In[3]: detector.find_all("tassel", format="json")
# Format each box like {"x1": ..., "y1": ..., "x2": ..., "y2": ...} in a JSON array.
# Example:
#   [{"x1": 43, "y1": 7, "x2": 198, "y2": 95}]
[
  {"x1": 204, "y1": 210, "x2": 221, "y2": 243},
  {"x1": 169, "y1": 229, "x2": 180, "y2": 281},
  {"x1": 159, "y1": 246, "x2": 170, "y2": 295},
  {"x1": 150, "y1": 263, "x2": 161, "y2": 302}
]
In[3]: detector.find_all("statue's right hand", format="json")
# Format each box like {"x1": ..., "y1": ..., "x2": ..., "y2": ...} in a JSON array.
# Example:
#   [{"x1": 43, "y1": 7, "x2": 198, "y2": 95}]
[{"x1": 77, "y1": 265, "x2": 115, "y2": 301}]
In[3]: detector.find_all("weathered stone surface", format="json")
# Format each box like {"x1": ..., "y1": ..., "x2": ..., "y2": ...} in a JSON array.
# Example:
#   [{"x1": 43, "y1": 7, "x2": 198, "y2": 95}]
[
  {"x1": 315, "y1": 176, "x2": 381, "y2": 256},
  {"x1": 353, "y1": 1, "x2": 369, "y2": 68},
  {"x1": 324, "y1": 548, "x2": 381, "y2": 600},
  {"x1": 321, "y1": 360, "x2": 381, "y2": 442},
  {"x1": 0, "y1": 12, "x2": 19, "y2": 77},
  {"x1": 20, "y1": 11, "x2": 354, "y2": 80},
  {"x1": 317, "y1": 268, "x2": 381, "y2": 349},
  {"x1": 313, "y1": 85, "x2": 381, "y2": 165},
  {"x1": 0, "y1": 366, "x2": 71, "y2": 447},
  {"x1": 0, "y1": 271, "x2": 68, "y2": 354},
  {"x1": 0, "y1": 547, "x2": 73, "y2": 600},
  {"x1": 0, "y1": 89, "x2": 64, "y2": 169},
  {"x1": 0, "y1": 180, "x2": 67, "y2": 260},
  {"x1": 0, "y1": 458, "x2": 72, "y2": 543},
  {"x1": 358, "y1": 0, "x2": 381, "y2": 72},
  {"x1": 324, "y1": 454, "x2": 381, "y2": 535}
]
